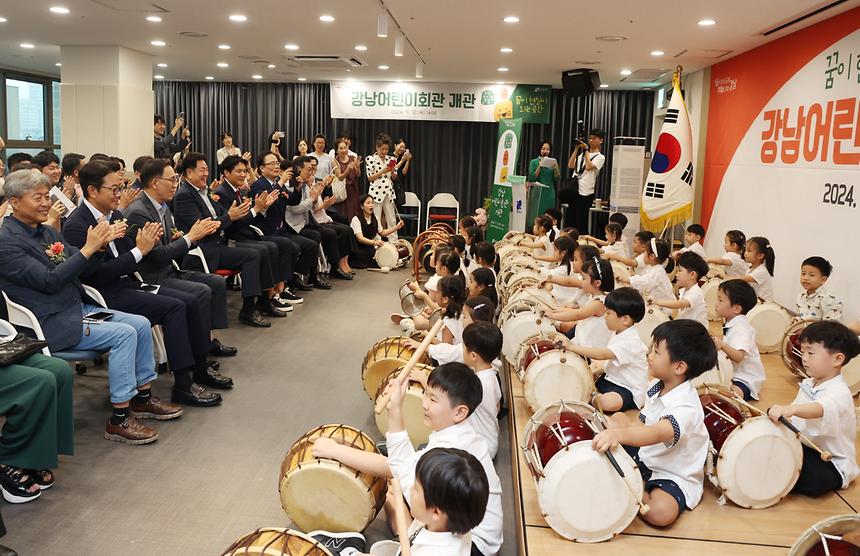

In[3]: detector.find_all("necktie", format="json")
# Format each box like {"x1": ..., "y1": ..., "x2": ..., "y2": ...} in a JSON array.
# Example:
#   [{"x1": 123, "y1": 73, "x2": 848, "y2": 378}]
[
  {"x1": 722, "y1": 325, "x2": 728, "y2": 336},
  {"x1": 160, "y1": 206, "x2": 171, "y2": 243}
]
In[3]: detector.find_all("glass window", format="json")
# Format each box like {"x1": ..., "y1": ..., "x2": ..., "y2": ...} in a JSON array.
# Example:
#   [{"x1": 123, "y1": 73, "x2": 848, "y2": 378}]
[
  {"x1": 52, "y1": 81, "x2": 61, "y2": 146},
  {"x1": 5, "y1": 78, "x2": 46, "y2": 142}
]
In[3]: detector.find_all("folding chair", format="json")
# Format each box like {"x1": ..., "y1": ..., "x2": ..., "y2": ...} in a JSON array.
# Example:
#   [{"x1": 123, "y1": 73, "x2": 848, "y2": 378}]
[
  {"x1": 426, "y1": 193, "x2": 460, "y2": 230},
  {"x1": 400, "y1": 192, "x2": 422, "y2": 236}
]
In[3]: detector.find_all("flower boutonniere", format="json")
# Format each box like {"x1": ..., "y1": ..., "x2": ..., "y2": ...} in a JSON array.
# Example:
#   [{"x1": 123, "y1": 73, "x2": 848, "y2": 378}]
[
  {"x1": 170, "y1": 227, "x2": 184, "y2": 240},
  {"x1": 210, "y1": 193, "x2": 221, "y2": 203},
  {"x1": 43, "y1": 242, "x2": 66, "y2": 264}
]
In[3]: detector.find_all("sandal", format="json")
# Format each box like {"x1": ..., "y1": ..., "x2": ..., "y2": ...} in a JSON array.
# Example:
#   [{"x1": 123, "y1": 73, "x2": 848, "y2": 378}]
[
  {"x1": 26, "y1": 468, "x2": 54, "y2": 490},
  {"x1": 0, "y1": 465, "x2": 41, "y2": 503}
]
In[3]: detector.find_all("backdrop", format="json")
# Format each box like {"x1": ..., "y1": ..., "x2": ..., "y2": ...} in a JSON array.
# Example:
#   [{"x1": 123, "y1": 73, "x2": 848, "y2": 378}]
[{"x1": 154, "y1": 83, "x2": 653, "y2": 216}]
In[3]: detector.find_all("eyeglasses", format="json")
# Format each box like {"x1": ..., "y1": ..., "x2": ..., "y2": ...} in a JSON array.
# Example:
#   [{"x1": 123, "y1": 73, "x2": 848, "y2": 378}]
[
  {"x1": 157, "y1": 175, "x2": 180, "y2": 184},
  {"x1": 101, "y1": 186, "x2": 123, "y2": 196},
  {"x1": 261, "y1": 161, "x2": 280, "y2": 167}
]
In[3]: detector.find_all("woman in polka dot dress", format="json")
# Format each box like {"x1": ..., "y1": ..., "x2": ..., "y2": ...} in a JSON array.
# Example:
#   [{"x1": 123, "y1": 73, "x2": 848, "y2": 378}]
[{"x1": 365, "y1": 133, "x2": 400, "y2": 241}]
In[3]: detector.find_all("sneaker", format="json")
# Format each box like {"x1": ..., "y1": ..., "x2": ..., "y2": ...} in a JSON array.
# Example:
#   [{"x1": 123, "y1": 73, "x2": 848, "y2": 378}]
[
  {"x1": 271, "y1": 296, "x2": 294, "y2": 311},
  {"x1": 0, "y1": 466, "x2": 41, "y2": 504},
  {"x1": 307, "y1": 531, "x2": 366, "y2": 556},
  {"x1": 374, "y1": 440, "x2": 389, "y2": 457},
  {"x1": 400, "y1": 318, "x2": 416, "y2": 338},
  {"x1": 279, "y1": 289, "x2": 304, "y2": 304},
  {"x1": 390, "y1": 313, "x2": 408, "y2": 325}
]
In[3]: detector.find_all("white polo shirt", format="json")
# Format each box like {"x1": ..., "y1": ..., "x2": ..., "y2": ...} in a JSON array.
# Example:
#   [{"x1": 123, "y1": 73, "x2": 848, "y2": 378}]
[
  {"x1": 407, "y1": 523, "x2": 473, "y2": 556},
  {"x1": 536, "y1": 234, "x2": 553, "y2": 259},
  {"x1": 425, "y1": 273, "x2": 441, "y2": 293},
  {"x1": 677, "y1": 284, "x2": 708, "y2": 328},
  {"x1": 723, "y1": 251, "x2": 749, "y2": 278},
  {"x1": 603, "y1": 326, "x2": 648, "y2": 408},
  {"x1": 630, "y1": 265, "x2": 674, "y2": 315},
  {"x1": 427, "y1": 342, "x2": 464, "y2": 364},
  {"x1": 638, "y1": 379, "x2": 708, "y2": 508},
  {"x1": 543, "y1": 264, "x2": 583, "y2": 307},
  {"x1": 633, "y1": 253, "x2": 648, "y2": 276},
  {"x1": 680, "y1": 242, "x2": 706, "y2": 258},
  {"x1": 748, "y1": 264, "x2": 774, "y2": 301},
  {"x1": 790, "y1": 375, "x2": 859, "y2": 488},
  {"x1": 573, "y1": 294, "x2": 613, "y2": 349},
  {"x1": 471, "y1": 368, "x2": 502, "y2": 459},
  {"x1": 387, "y1": 420, "x2": 503, "y2": 556},
  {"x1": 442, "y1": 315, "x2": 464, "y2": 345},
  {"x1": 723, "y1": 314, "x2": 765, "y2": 399},
  {"x1": 602, "y1": 241, "x2": 627, "y2": 259}
]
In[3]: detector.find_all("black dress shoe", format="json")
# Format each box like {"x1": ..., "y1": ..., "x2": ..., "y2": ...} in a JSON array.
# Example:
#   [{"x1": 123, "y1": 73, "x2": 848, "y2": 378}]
[
  {"x1": 313, "y1": 278, "x2": 332, "y2": 290},
  {"x1": 208, "y1": 359, "x2": 220, "y2": 371},
  {"x1": 195, "y1": 368, "x2": 234, "y2": 389},
  {"x1": 172, "y1": 384, "x2": 223, "y2": 406},
  {"x1": 332, "y1": 269, "x2": 354, "y2": 280},
  {"x1": 239, "y1": 310, "x2": 271, "y2": 327},
  {"x1": 292, "y1": 276, "x2": 314, "y2": 291},
  {"x1": 210, "y1": 338, "x2": 238, "y2": 357}
]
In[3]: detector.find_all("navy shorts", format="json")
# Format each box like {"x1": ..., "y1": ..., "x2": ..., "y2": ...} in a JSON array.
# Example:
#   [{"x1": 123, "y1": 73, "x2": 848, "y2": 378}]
[
  {"x1": 595, "y1": 376, "x2": 638, "y2": 412},
  {"x1": 731, "y1": 380, "x2": 753, "y2": 401},
  {"x1": 624, "y1": 446, "x2": 688, "y2": 514}
]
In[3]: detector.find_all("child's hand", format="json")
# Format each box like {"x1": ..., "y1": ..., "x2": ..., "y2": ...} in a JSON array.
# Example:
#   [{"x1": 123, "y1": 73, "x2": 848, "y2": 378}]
[
  {"x1": 592, "y1": 428, "x2": 623, "y2": 453},
  {"x1": 405, "y1": 338, "x2": 421, "y2": 350},
  {"x1": 713, "y1": 336, "x2": 725, "y2": 351},
  {"x1": 312, "y1": 437, "x2": 341, "y2": 459},
  {"x1": 409, "y1": 368, "x2": 428, "y2": 388},
  {"x1": 767, "y1": 405, "x2": 793, "y2": 423},
  {"x1": 385, "y1": 478, "x2": 407, "y2": 516},
  {"x1": 389, "y1": 372, "x2": 410, "y2": 410}
]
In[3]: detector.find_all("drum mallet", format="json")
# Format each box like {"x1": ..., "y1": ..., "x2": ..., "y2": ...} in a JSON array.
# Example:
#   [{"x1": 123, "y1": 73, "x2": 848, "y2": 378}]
[
  {"x1": 775, "y1": 413, "x2": 833, "y2": 462},
  {"x1": 374, "y1": 318, "x2": 446, "y2": 415},
  {"x1": 583, "y1": 418, "x2": 650, "y2": 515}
]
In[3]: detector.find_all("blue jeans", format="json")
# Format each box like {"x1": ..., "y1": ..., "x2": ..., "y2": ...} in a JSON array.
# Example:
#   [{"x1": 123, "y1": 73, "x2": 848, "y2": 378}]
[{"x1": 74, "y1": 305, "x2": 157, "y2": 404}]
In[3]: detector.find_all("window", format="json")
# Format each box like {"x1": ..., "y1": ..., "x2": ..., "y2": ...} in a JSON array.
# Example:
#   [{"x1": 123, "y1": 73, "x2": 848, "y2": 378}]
[
  {"x1": 5, "y1": 78, "x2": 45, "y2": 142},
  {"x1": 52, "y1": 81, "x2": 61, "y2": 146}
]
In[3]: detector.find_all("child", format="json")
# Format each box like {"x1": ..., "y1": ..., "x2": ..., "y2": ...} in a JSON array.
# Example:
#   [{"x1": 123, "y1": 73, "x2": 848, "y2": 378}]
[
  {"x1": 462, "y1": 322, "x2": 504, "y2": 459},
  {"x1": 592, "y1": 319, "x2": 716, "y2": 527},
  {"x1": 622, "y1": 238, "x2": 675, "y2": 315},
  {"x1": 564, "y1": 287, "x2": 648, "y2": 412},
  {"x1": 463, "y1": 225, "x2": 484, "y2": 260},
  {"x1": 706, "y1": 230, "x2": 749, "y2": 278},
  {"x1": 714, "y1": 279, "x2": 765, "y2": 401},
  {"x1": 518, "y1": 215, "x2": 555, "y2": 263},
  {"x1": 399, "y1": 256, "x2": 463, "y2": 332},
  {"x1": 471, "y1": 242, "x2": 497, "y2": 279},
  {"x1": 468, "y1": 268, "x2": 498, "y2": 308},
  {"x1": 426, "y1": 297, "x2": 497, "y2": 366},
  {"x1": 457, "y1": 215, "x2": 477, "y2": 240},
  {"x1": 653, "y1": 252, "x2": 710, "y2": 328},
  {"x1": 540, "y1": 235, "x2": 580, "y2": 307},
  {"x1": 544, "y1": 207, "x2": 562, "y2": 239},
  {"x1": 740, "y1": 236, "x2": 775, "y2": 302},
  {"x1": 546, "y1": 257, "x2": 614, "y2": 346},
  {"x1": 449, "y1": 235, "x2": 473, "y2": 278},
  {"x1": 542, "y1": 242, "x2": 597, "y2": 313},
  {"x1": 580, "y1": 222, "x2": 627, "y2": 259},
  {"x1": 767, "y1": 321, "x2": 860, "y2": 497},
  {"x1": 796, "y1": 256, "x2": 843, "y2": 321},
  {"x1": 672, "y1": 224, "x2": 706, "y2": 259},
  {"x1": 605, "y1": 230, "x2": 654, "y2": 277}
]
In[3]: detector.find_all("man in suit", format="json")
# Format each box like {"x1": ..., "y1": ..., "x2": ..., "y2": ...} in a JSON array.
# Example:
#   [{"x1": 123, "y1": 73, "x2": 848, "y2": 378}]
[
  {"x1": 172, "y1": 152, "x2": 280, "y2": 326},
  {"x1": 0, "y1": 169, "x2": 182, "y2": 444},
  {"x1": 249, "y1": 152, "x2": 324, "y2": 291},
  {"x1": 216, "y1": 155, "x2": 303, "y2": 308},
  {"x1": 125, "y1": 158, "x2": 239, "y2": 361},
  {"x1": 62, "y1": 161, "x2": 225, "y2": 404}
]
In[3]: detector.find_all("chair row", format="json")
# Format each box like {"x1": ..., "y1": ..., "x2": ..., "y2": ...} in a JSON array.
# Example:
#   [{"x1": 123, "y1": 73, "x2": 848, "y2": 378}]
[{"x1": 399, "y1": 192, "x2": 460, "y2": 236}]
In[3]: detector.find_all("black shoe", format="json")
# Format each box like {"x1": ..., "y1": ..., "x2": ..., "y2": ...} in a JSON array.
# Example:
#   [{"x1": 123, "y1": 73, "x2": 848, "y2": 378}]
[
  {"x1": 210, "y1": 339, "x2": 238, "y2": 357},
  {"x1": 271, "y1": 296, "x2": 294, "y2": 311},
  {"x1": 332, "y1": 269, "x2": 354, "y2": 280},
  {"x1": 313, "y1": 278, "x2": 332, "y2": 290},
  {"x1": 278, "y1": 289, "x2": 304, "y2": 304},
  {"x1": 258, "y1": 299, "x2": 288, "y2": 318},
  {"x1": 171, "y1": 384, "x2": 223, "y2": 407},
  {"x1": 239, "y1": 310, "x2": 271, "y2": 327},
  {"x1": 374, "y1": 440, "x2": 388, "y2": 457},
  {"x1": 293, "y1": 276, "x2": 314, "y2": 291},
  {"x1": 208, "y1": 359, "x2": 220, "y2": 371},
  {"x1": 195, "y1": 368, "x2": 234, "y2": 389},
  {"x1": 307, "y1": 531, "x2": 366, "y2": 555},
  {"x1": 156, "y1": 362, "x2": 170, "y2": 374},
  {"x1": 0, "y1": 465, "x2": 41, "y2": 504}
]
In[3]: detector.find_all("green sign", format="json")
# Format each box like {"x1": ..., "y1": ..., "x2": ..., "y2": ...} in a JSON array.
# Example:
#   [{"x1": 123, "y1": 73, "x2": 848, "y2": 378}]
[
  {"x1": 494, "y1": 118, "x2": 523, "y2": 186},
  {"x1": 480, "y1": 85, "x2": 552, "y2": 124},
  {"x1": 486, "y1": 183, "x2": 513, "y2": 243}
]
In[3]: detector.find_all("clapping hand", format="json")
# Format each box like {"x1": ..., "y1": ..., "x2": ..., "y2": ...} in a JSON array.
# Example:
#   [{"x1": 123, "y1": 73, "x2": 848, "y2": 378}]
[
  {"x1": 135, "y1": 222, "x2": 161, "y2": 256},
  {"x1": 187, "y1": 218, "x2": 221, "y2": 241},
  {"x1": 118, "y1": 187, "x2": 141, "y2": 210},
  {"x1": 227, "y1": 199, "x2": 251, "y2": 220}
]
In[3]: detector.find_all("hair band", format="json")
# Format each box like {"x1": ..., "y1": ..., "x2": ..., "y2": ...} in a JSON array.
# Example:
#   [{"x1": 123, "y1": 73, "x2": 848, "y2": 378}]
[
  {"x1": 592, "y1": 256, "x2": 603, "y2": 279},
  {"x1": 650, "y1": 237, "x2": 658, "y2": 254}
]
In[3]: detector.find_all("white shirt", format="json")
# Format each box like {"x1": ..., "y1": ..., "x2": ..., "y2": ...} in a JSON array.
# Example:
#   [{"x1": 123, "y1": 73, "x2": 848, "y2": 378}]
[
  {"x1": 574, "y1": 151, "x2": 606, "y2": 196},
  {"x1": 603, "y1": 326, "x2": 649, "y2": 408},
  {"x1": 404, "y1": 522, "x2": 472, "y2": 556},
  {"x1": 535, "y1": 234, "x2": 553, "y2": 259},
  {"x1": 425, "y1": 274, "x2": 441, "y2": 293},
  {"x1": 573, "y1": 294, "x2": 613, "y2": 349},
  {"x1": 470, "y1": 368, "x2": 502, "y2": 459},
  {"x1": 638, "y1": 379, "x2": 708, "y2": 508},
  {"x1": 723, "y1": 252, "x2": 749, "y2": 278},
  {"x1": 747, "y1": 264, "x2": 774, "y2": 302},
  {"x1": 796, "y1": 286, "x2": 843, "y2": 321},
  {"x1": 427, "y1": 342, "x2": 464, "y2": 365},
  {"x1": 680, "y1": 242, "x2": 706, "y2": 258},
  {"x1": 791, "y1": 375, "x2": 859, "y2": 488},
  {"x1": 312, "y1": 196, "x2": 333, "y2": 224},
  {"x1": 83, "y1": 199, "x2": 143, "y2": 263},
  {"x1": 633, "y1": 253, "x2": 648, "y2": 276},
  {"x1": 350, "y1": 214, "x2": 380, "y2": 240},
  {"x1": 630, "y1": 265, "x2": 674, "y2": 315},
  {"x1": 309, "y1": 151, "x2": 334, "y2": 179},
  {"x1": 442, "y1": 315, "x2": 465, "y2": 345},
  {"x1": 602, "y1": 241, "x2": 627, "y2": 259},
  {"x1": 387, "y1": 420, "x2": 503, "y2": 556},
  {"x1": 543, "y1": 264, "x2": 582, "y2": 306},
  {"x1": 723, "y1": 315, "x2": 765, "y2": 399},
  {"x1": 677, "y1": 284, "x2": 708, "y2": 328},
  {"x1": 216, "y1": 146, "x2": 241, "y2": 164}
]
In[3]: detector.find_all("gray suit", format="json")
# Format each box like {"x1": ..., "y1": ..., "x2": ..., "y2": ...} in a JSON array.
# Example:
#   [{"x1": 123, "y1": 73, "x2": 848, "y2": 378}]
[{"x1": 125, "y1": 193, "x2": 229, "y2": 330}]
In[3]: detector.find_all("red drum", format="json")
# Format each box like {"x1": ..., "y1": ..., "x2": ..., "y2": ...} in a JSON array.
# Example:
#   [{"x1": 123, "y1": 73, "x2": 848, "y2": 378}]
[
  {"x1": 700, "y1": 393, "x2": 745, "y2": 452},
  {"x1": 534, "y1": 410, "x2": 595, "y2": 467},
  {"x1": 519, "y1": 339, "x2": 559, "y2": 373},
  {"x1": 804, "y1": 541, "x2": 860, "y2": 556},
  {"x1": 789, "y1": 515, "x2": 860, "y2": 556}
]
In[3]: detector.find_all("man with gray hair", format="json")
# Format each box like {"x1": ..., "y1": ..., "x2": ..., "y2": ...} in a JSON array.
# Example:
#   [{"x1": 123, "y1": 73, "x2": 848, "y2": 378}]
[{"x1": 0, "y1": 170, "x2": 182, "y2": 445}]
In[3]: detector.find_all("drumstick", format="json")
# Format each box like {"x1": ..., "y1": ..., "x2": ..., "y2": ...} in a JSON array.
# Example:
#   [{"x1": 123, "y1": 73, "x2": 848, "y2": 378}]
[
  {"x1": 583, "y1": 417, "x2": 650, "y2": 515},
  {"x1": 374, "y1": 318, "x2": 446, "y2": 415},
  {"x1": 776, "y1": 415, "x2": 832, "y2": 462},
  {"x1": 521, "y1": 290, "x2": 557, "y2": 311}
]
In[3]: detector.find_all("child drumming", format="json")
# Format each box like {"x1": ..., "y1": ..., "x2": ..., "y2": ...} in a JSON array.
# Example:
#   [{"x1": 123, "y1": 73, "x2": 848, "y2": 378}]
[
  {"x1": 672, "y1": 224, "x2": 706, "y2": 259},
  {"x1": 468, "y1": 268, "x2": 498, "y2": 308},
  {"x1": 740, "y1": 236, "x2": 775, "y2": 302},
  {"x1": 544, "y1": 207, "x2": 563, "y2": 239},
  {"x1": 517, "y1": 215, "x2": 555, "y2": 263},
  {"x1": 714, "y1": 279, "x2": 765, "y2": 401},
  {"x1": 767, "y1": 320, "x2": 860, "y2": 497},
  {"x1": 471, "y1": 242, "x2": 497, "y2": 279},
  {"x1": 546, "y1": 257, "x2": 614, "y2": 345},
  {"x1": 797, "y1": 256, "x2": 843, "y2": 321},
  {"x1": 653, "y1": 252, "x2": 710, "y2": 328},
  {"x1": 621, "y1": 238, "x2": 675, "y2": 315},
  {"x1": 605, "y1": 230, "x2": 654, "y2": 277},
  {"x1": 462, "y1": 322, "x2": 504, "y2": 459},
  {"x1": 540, "y1": 236, "x2": 581, "y2": 307},
  {"x1": 542, "y1": 242, "x2": 597, "y2": 312},
  {"x1": 425, "y1": 296, "x2": 497, "y2": 366},
  {"x1": 706, "y1": 230, "x2": 749, "y2": 278},
  {"x1": 581, "y1": 222, "x2": 627, "y2": 259},
  {"x1": 449, "y1": 235, "x2": 473, "y2": 278},
  {"x1": 564, "y1": 287, "x2": 648, "y2": 412},
  {"x1": 592, "y1": 319, "x2": 717, "y2": 527}
]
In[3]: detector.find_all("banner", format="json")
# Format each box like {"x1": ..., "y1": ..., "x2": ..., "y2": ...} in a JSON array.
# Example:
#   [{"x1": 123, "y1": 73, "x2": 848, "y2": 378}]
[
  {"x1": 330, "y1": 82, "x2": 551, "y2": 123},
  {"x1": 702, "y1": 5, "x2": 860, "y2": 316},
  {"x1": 640, "y1": 70, "x2": 694, "y2": 232},
  {"x1": 493, "y1": 118, "x2": 523, "y2": 185}
]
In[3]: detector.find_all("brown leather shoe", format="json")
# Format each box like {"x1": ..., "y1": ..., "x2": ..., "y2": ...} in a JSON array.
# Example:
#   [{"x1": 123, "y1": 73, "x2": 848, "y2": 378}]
[
  {"x1": 104, "y1": 416, "x2": 158, "y2": 445},
  {"x1": 131, "y1": 396, "x2": 183, "y2": 420}
]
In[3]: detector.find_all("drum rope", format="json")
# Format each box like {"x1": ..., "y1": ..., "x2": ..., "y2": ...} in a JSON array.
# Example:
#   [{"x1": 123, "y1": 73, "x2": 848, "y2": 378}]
[{"x1": 704, "y1": 403, "x2": 740, "y2": 426}]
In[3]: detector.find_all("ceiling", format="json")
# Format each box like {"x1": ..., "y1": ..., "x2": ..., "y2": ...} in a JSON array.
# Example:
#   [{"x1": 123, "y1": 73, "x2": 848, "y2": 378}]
[{"x1": 0, "y1": 0, "x2": 857, "y2": 88}]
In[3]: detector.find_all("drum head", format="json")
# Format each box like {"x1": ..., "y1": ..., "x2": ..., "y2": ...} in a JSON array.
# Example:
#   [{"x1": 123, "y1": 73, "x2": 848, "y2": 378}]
[
  {"x1": 507, "y1": 286, "x2": 555, "y2": 310},
  {"x1": 780, "y1": 320, "x2": 808, "y2": 377},
  {"x1": 523, "y1": 351, "x2": 594, "y2": 412},
  {"x1": 715, "y1": 416, "x2": 802, "y2": 509},
  {"x1": 748, "y1": 302, "x2": 793, "y2": 353},
  {"x1": 375, "y1": 366, "x2": 432, "y2": 448},
  {"x1": 400, "y1": 292, "x2": 427, "y2": 317},
  {"x1": 362, "y1": 338, "x2": 424, "y2": 399},
  {"x1": 223, "y1": 528, "x2": 333, "y2": 556},
  {"x1": 634, "y1": 308, "x2": 669, "y2": 347},
  {"x1": 375, "y1": 243, "x2": 399, "y2": 269},
  {"x1": 501, "y1": 311, "x2": 554, "y2": 365},
  {"x1": 843, "y1": 356, "x2": 860, "y2": 397},
  {"x1": 702, "y1": 278, "x2": 724, "y2": 321},
  {"x1": 538, "y1": 443, "x2": 642, "y2": 542},
  {"x1": 788, "y1": 514, "x2": 860, "y2": 555},
  {"x1": 691, "y1": 352, "x2": 733, "y2": 389}
]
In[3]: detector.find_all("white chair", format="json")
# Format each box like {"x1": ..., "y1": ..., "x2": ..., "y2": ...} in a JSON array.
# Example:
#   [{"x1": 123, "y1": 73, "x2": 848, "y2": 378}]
[
  {"x1": 426, "y1": 193, "x2": 459, "y2": 231},
  {"x1": 400, "y1": 192, "x2": 422, "y2": 235}
]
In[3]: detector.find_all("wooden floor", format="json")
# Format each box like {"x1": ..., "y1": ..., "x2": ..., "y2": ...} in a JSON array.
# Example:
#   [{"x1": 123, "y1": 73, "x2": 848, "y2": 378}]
[{"x1": 505, "y1": 327, "x2": 860, "y2": 555}]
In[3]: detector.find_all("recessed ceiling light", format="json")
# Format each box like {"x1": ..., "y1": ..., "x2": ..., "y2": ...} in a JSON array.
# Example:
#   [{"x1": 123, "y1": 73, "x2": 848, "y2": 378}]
[
  {"x1": 252, "y1": 74, "x2": 262, "y2": 79},
  {"x1": 378, "y1": 65, "x2": 389, "y2": 70},
  {"x1": 298, "y1": 77, "x2": 307, "y2": 81},
  {"x1": 620, "y1": 69, "x2": 632, "y2": 76},
  {"x1": 49, "y1": 6, "x2": 69, "y2": 14},
  {"x1": 146, "y1": 15, "x2": 162, "y2": 23},
  {"x1": 284, "y1": 43, "x2": 299, "y2": 50},
  {"x1": 346, "y1": 69, "x2": 351, "y2": 72},
  {"x1": 497, "y1": 67, "x2": 509, "y2": 72},
  {"x1": 55, "y1": 62, "x2": 62, "y2": 67},
  {"x1": 595, "y1": 35, "x2": 628, "y2": 42},
  {"x1": 218, "y1": 44, "x2": 231, "y2": 50},
  {"x1": 599, "y1": 84, "x2": 609, "y2": 88},
  {"x1": 267, "y1": 64, "x2": 276, "y2": 69},
  {"x1": 650, "y1": 50, "x2": 664, "y2": 56},
  {"x1": 19, "y1": 43, "x2": 34, "y2": 49},
  {"x1": 154, "y1": 75, "x2": 164, "y2": 79},
  {"x1": 150, "y1": 40, "x2": 166, "y2": 47},
  {"x1": 319, "y1": 14, "x2": 335, "y2": 22},
  {"x1": 503, "y1": 16, "x2": 519, "y2": 23},
  {"x1": 500, "y1": 47, "x2": 513, "y2": 53},
  {"x1": 217, "y1": 62, "x2": 229, "y2": 68},
  {"x1": 0, "y1": 17, "x2": 7, "y2": 23},
  {"x1": 355, "y1": 44, "x2": 367, "y2": 51},
  {"x1": 229, "y1": 14, "x2": 247, "y2": 22},
  {"x1": 205, "y1": 76, "x2": 214, "y2": 80},
  {"x1": 698, "y1": 19, "x2": 716, "y2": 26}
]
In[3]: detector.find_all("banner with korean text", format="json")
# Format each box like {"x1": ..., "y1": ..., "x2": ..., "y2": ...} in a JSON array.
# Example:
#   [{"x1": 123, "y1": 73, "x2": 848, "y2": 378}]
[
  {"x1": 330, "y1": 82, "x2": 551, "y2": 123},
  {"x1": 702, "y1": 6, "x2": 860, "y2": 318}
]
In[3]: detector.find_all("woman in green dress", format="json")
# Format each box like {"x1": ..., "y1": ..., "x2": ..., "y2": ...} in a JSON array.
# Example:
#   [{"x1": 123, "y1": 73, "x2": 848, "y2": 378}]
[{"x1": 527, "y1": 139, "x2": 561, "y2": 217}]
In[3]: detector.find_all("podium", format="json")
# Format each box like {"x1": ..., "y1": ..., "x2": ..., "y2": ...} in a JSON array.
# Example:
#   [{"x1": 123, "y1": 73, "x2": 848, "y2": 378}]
[
  {"x1": 486, "y1": 175, "x2": 528, "y2": 242},
  {"x1": 526, "y1": 182, "x2": 552, "y2": 225}
]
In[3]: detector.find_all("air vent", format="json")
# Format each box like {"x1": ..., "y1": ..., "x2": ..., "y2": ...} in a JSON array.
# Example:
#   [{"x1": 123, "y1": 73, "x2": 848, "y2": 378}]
[
  {"x1": 673, "y1": 49, "x2": 733, "y2": 59},
  {"x1": 239, "y1": 55, "x2": 265, "y2": 61},
  {"x1": 574, "y1": 60, "x2": 601, "y2": 65},
  {"x1": 595, "y1": 35, "x2": 628, "y2": 42},
  {"x1": 252, "y1": 60, "x2": 273, "y2": 65},
  {"x1": 620, "y1": 68, "x2": 667, "y2": 83},
  {"x1": 90, "y1": 1, "x2": 168, "y2": 12},
  {"x1": 286, "y1": 55, "x2": 366, "y2": 69},
  {"x1": 762, "y1": 0, "x2": 848, "y2": 36},
  {"x1": 178, "y1": 31, "x2": 208, "y2": 38}
]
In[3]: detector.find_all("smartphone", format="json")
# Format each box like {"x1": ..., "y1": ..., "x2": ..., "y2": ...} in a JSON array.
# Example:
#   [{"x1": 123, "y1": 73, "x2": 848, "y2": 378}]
[
  {"x1": 84, "y1": 311, "x2": 114, "y2": 322},
  {"x1": 178, "y1": 111, "x2": 186, "y2": 120},
  {"x1": 277, "y1": 131, "x2": 285, "y2": 138},
  {"x1": 139, "y1": 284, "x2": 160, "y2": 293}
]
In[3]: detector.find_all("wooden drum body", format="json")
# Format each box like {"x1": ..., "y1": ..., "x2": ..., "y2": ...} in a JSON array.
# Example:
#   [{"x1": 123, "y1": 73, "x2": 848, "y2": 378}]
[
  {"x1": 361, "y1": 337, "x2": 430, "y2": 399},
  {"x1": 222, "y1": 527, "x2": 333, "y2": 556},
  {"x1": 747, "y1": 301, "x2": 793, "y2": 353}
]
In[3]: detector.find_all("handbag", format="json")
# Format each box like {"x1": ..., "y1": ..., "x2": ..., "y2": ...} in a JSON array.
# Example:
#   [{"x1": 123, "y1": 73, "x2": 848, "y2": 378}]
[
  {"x1": 330, "y1": 168, "x2": 347, "y2": 203},
  {"x1": 0, "y1": 334, "x2": 49, "y2": 367}
]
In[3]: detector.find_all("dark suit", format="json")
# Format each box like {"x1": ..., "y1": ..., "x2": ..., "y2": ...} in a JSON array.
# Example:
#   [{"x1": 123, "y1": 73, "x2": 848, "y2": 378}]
[
  {"x1": 125, "y1": 192, "x2": 229, "y2": 330},
  {"x1": 249, "y1": 175, "x2": 318, "y2": 278},
  {"x1": 172, "y1": 181, "x2": 265, "y2": 297},
  {"x1": 284, "y1": 178, "x2": 342, "y2": 268},
  {"x1": 62, "y1": 202, "x2": 210, "y2": 383}
]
